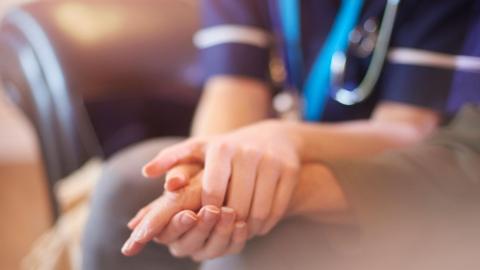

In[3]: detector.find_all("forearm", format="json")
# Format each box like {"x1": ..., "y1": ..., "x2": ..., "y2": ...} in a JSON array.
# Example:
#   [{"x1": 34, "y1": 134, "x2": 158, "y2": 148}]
[
  {"x1": 288, "y1": 105, "x2": 480, "y2": 227},
  {"x1": 288, "y1": 103, "x2": 440, "y2": 162},
  {"x1": 191, "y1": 76, "x2": 272, "y2": 137},
  {"x1": 290, "y1": 120, "x2": 425, "y2": 162}
]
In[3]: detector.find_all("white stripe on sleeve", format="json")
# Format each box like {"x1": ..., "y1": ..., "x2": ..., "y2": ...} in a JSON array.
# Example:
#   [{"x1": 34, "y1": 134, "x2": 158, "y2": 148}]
[
  {"x1": 193, "y1": 25, "x2": 272, "y2": 49},
  {"x1": 388, "y1": 48, "x2": 480, "y2": 73}
]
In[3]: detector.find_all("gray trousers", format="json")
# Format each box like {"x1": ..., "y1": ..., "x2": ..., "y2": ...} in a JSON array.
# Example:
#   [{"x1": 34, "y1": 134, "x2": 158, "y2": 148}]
[
  {"x1": 82, "y1": 138, "x2": 359, "y2": 270},
  {"x1": 82, "y1": 105, "x2": 480, "y2": 270}
]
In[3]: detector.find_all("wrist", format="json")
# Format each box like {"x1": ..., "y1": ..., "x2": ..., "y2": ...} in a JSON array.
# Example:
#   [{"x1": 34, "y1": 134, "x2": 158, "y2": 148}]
[
  {"x1": 288, "y1": 164, "x2": 351, "y2": 223},
  {"x1": 264, "y1": 120, "x2": 305, "y2": 161}
]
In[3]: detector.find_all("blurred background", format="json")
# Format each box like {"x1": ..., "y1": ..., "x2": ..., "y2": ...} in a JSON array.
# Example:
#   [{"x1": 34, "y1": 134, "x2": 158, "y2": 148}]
[
  {"x1": 0, "y1": 1, "x2": 51, "y2": 270},
  {"x1": 0, "y1": 0, "x2": 203, "y2": 268},
  {"x1": 0, "y1": 0, "x2": 479, "y2": 269}
]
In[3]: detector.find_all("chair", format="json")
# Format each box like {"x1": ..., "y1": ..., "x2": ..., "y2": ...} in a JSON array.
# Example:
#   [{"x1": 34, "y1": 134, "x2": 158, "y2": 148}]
[{"x1": 0, "y1": 0, "x2": 202, "y2": 219}]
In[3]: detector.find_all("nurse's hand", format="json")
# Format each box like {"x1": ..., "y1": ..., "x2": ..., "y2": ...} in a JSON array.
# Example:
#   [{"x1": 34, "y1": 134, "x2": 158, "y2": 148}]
[
  {"x1": 143, "y1": 120, "x2": 302, "y2": 236},
  {"x1": 164, "y1": 207, "x2": 248, "y2": 262}
]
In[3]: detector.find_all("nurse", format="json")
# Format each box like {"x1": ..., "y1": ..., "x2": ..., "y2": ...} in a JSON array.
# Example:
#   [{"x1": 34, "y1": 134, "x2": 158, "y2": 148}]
[{"x1": 83, "y1": 1, "x2": 480, "y2": 270}]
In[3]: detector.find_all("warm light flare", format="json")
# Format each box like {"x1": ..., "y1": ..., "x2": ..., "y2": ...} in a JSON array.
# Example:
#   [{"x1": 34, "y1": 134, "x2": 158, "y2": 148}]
[{"x1": 54, "y1": 2, "x2": 123, "y2": 44}]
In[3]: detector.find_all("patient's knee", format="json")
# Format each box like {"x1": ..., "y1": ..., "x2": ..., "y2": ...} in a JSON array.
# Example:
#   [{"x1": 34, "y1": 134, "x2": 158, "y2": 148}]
[
  {"x1": 89, "y1": 138, "x2": 180, "y2": 220},
  {"x1": 83, "y1": 140, "x2": 170, "y2": 259}
]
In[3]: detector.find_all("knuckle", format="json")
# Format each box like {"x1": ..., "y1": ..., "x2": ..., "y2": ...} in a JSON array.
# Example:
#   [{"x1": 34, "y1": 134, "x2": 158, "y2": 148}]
[
  {"x1": 197, "y1": 223, "x2": 216, "y2": 235},
  {"x1": 241, "y1": 146, "x2": 262, "y2": 160},
  {"x1": 283, "y1": 160, "x2": 300, "y2": 175},
  {"x1": 211, "y1": 141, "x2": 233, "y2": 155},
  {"x1": 169, "y1": 225, "x2": 184, "y2": 237},
  {"x1": 269, "y1": 157, "x2": 283, "y2": 171},
  {"x1": 167, "y1": 166, "x2": 183, "y2": 175},
  {"x1": 261, "y1": 152, "x2": 281, "y2": 168},
  {"x1": 162, "y1": 191, "x2": 184, "y2": 206}
]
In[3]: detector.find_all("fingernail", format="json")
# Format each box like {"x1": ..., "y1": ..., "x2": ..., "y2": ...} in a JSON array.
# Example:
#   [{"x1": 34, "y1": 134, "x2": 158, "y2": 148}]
[
  {"x1": 132, "y1": 224, "x2": 149, "y2": 242},
  {"x1": 221, "y1": 207, "x2": 234, "y2": 214},
  {"x1": 235, "y1": 221, "x2": 247, "y2": 229},
  {"x1": 141, "y1": 165, "x2": 151, "y2": 178},
  {"x1": 180, "y1": 212, "x2": 198, "y2": 226},
  {"x1": 205, "y1": 205, "x2": 220, "y2": 214},
  {"x1": 127, "y1": 218, "x2": 134, "y2": 227},
  {"x1": 203, "y1": 206, "x2": 220, "y2": 222},
  {"x1": 220, "y1": 207, "x2": 236, "y2": 224},
  {"x1": 127, "y1": 216, "x2": 140, "y2": 229},
  {"x1": 121, "y1": 239, "x2": 133, "y2": 254},
  {"x1": 127, "y1": 220, "x2": 135, "y2": 229},
  {"x1": 258, "y1": 226, "x2": 270, "y2": 236}
]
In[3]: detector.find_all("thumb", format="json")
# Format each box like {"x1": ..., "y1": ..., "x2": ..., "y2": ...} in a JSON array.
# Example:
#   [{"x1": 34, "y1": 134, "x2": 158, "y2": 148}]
[
  {"x1": 164, "y1": 164, "x2": 203, "y2": 191},
  {"x1": 142, "y1": 139, "x2": 205, "y2": 178}
]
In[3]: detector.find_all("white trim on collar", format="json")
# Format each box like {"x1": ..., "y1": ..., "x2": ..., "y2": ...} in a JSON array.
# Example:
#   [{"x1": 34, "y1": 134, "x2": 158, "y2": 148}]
[
  {"x1": 388, "y1": 48, "x2": 480, "y2": 73},
  {"x1": 193, "y1": 25, "x2": 272, "y2": 49}
]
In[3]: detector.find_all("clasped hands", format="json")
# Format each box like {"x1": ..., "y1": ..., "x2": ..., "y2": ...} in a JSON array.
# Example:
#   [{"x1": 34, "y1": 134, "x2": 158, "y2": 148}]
[{"x1": 121, "y1": 121, "x2": 303, "y2": 261}]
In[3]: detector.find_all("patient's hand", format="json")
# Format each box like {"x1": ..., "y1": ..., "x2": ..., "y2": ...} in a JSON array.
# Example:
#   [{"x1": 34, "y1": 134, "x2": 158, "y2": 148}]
[
  {"x1": 121, "y1": 165, "x2": 204, "y2": 256},
  {"x1": 121, "y1": 167, "x2": 248, "y2": 260}
]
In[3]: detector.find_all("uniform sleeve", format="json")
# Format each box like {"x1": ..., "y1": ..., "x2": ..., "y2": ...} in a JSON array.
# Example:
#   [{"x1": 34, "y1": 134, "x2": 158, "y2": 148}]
[
  {"x1": 446, "y1": 11, "x2": 480, "y2": 114},
  {"x1": 195, "y1": 0, "x2": 273, "y2": 82},
  {"x1": 378, "y1": 0, "x2": 479, "y2": 115},
  {"x1": 327, "y1": 105, "x2": 480, "y2": 249}
]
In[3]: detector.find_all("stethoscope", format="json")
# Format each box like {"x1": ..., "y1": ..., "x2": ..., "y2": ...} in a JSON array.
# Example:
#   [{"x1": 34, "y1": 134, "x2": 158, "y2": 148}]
[{"x1": 278, "y1": 0, "x2": 401, "y2": 121}]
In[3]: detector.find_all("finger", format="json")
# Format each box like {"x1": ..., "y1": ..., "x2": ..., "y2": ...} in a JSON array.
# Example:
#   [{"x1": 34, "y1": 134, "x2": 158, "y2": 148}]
[
  {"x1": 127, "y1": 204, "x2": 152, "y2": 230},
  {"x1": 121, "y1": 195, "x2": 183, "y2": 256},
  {"x1": 165, "y1": 164, "x2": 202, "y2": 192},
  {"x1": 191, "y1": 207, "x2": 236, "y2": 261},
  {"x1": 128, "y1": 171, "x2": 203, "y2": 233},
  {"x1": 226, "y1": 148, "x2": 261, "y2": 221},
  {"x1": 226, "y1": 221, "x2": 248, "y2": 255},
  {"x1": 202, "y1": 142, "x2": 235, "y2": 206},
  {"x1": 259, "y1": 165, "x2": 298, "y2": 235},
  {"x1": 142, "y1": 139, "x2": 204, "y2": 178},
  {"x1": 247, "y1": 156, "x2": 281, "y2": 237},
  {"x1": 153, "y1": 210, "x2": 198, "y2": 244},
  {"x1": 169, "y1": 205, "x2": 220, "y2": 257},
  {"x1": 121, "y1": 238, "x2": 144, "y2": 257}
]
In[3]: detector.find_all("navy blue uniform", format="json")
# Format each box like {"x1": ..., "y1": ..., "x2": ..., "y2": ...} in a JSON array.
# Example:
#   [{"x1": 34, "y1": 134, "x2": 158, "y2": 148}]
[{"x1": 195, "y1": 0, "x2": 480, "y2": 121}]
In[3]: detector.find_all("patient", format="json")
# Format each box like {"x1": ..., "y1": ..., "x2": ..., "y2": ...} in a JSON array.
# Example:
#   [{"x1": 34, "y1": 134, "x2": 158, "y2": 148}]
[
  {"x1": 83, "y1": 104, "x2": 480, "y2": 270},
  {"x1": 121, "y1": 104, "x2": 480, "y2": 262}
]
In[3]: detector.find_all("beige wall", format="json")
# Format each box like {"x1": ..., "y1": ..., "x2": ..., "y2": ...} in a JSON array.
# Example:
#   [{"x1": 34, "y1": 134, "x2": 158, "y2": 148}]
[{"x1": 0, "y1": 1, "x2": 52, "y2": 269}]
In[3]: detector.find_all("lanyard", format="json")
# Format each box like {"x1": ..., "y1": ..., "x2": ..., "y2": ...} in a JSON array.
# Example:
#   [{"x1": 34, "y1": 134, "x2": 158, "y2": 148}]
[{"x1": 278, "y1": 0, "x2": 364, "y2": 121}]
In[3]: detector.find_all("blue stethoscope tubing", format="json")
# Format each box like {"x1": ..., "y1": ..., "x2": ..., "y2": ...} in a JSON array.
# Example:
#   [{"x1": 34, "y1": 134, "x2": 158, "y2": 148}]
[{"x1": 278, "y1": 0, "x2": 401, "y2": 121}]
